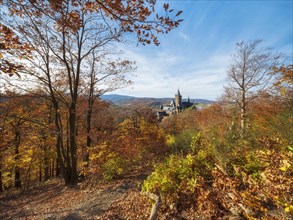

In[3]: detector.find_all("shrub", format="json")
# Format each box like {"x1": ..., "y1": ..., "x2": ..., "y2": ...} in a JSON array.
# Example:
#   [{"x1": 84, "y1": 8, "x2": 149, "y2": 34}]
[
  {"x1": 243, "y1": 154, "x2": 266, "y2": 180},
  {"x1": 102, "y1": 156, "x2": 127, "y2": 181},
  {"x1": 142, "y1": 155, "x2": 196, "y2": 200},
  {"x1": 172, "y1": 129, "x2": 198, "y2": 154},
  {"x1": 142, "y1": 153, "x2": 212, "y2": 205}
]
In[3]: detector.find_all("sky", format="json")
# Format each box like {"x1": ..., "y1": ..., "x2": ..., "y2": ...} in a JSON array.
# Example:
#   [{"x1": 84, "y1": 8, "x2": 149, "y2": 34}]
[{"x1": 111, "y1": 0, "x2": 293, "y2": 101}]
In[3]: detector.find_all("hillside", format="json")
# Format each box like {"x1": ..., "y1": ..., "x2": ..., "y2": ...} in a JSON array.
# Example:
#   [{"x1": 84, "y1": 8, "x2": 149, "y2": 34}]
[
  {"x1": 101, "y1": 94, "x2": 214, "y2": 107},
  {"x1": 0, "y1": 177, "x2": 151, "y2": 220}
]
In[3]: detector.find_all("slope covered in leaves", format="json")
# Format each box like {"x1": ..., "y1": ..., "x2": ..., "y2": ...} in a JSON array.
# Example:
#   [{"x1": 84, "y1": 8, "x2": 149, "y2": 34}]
[{"x1": 0, "y1": 177, "x2": 149, "y2": 220}]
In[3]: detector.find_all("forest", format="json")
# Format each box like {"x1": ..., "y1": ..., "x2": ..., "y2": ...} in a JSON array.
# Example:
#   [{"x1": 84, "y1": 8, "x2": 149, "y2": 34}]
[{"x1": 0, "y1": 0, "x2": 292, "y2": 219}]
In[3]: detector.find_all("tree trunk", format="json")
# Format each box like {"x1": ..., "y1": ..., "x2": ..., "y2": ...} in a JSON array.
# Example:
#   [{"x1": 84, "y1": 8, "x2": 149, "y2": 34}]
[
  {"x1": 50, "y1": 161, "x2": 53, "y2": 177},
  {"x1": 0, "y1": 130, "x2": 3, "y2": 192},
  {"x1": 56, "y1": 133, "x2": 69, "y2": 184},
  {"x1": 53, "y1": 105, "x2": 70, "y2": 185},
  {"x1": 38, "y1": 132, "x2": 50, "y2": 182},
  {"x1": 0, "y1": 165, "x2": 3, "y2": 192},
  {"x1": 14, "y1": 130, "x2": 21, "y2": 188},
  {"x1": 44, "y1": 145, "x2": 50, "y2": 181},
  {"x1": 83, "y1": 66, "x2": 96, "y2": 165},
  {"x1": 55, "y1": 158, "x2": 60, "y2": 177},
  {"x1": 240, "y1": 105, "x2": 246, "y2": 130},
  {"x1": 83, "y1": 105, "x2": 92, "y2": 164},
  {"x1": 44, "y1": 164, "x2": 49, "y2": 181},
  {"x1": 240, "y1": 89, "x2": 247, "y2": 137},
  {"x1": 39, "y1": 162, "x2": 42, "y2": 182},
  {"x1": 69, "y1": 101, "x2": 78, "y2": 185}
]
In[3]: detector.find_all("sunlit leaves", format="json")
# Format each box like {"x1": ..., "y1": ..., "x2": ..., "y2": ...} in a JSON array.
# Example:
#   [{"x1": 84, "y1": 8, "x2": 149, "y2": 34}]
[
  {"x1": 2, "y1": 0, "x2": 183, "y2": 46},
  {"x1": 0, "y1": 94, "x2": 58, "y2": 189},
  {"x1": 272, "y1": 64, "x2": 293, "y2": 96},
  {"x1": 0, "y1": 24, "x2": 31, "y2": 76}
]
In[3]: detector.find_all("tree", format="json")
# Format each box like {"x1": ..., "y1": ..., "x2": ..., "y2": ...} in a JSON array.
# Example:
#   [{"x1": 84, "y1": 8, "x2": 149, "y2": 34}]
[
  {"x1": 1, "y1": 0, "x2": 183, "y2": 185},
  {"x1": 0, "y1": 91, "x2": 61, "y2": 190},
  {"x1": 0, "y1": 93, "x2": 34, "y2": 189},
  {"x1": 271, "y1": 64, "x2": 293, "y2": 96},
  {"x1": 81, "y1": 52, "x2": 135, "y2": 165},
  {"x1": 0, "y1": 96, "x2": 10, "y2": 192},
  {"x1": 0, "y1": 24, "x2": 31, "y2": 76},
  {"x1": 224, "y1": 40, "x2": 282, "y2": 133}
]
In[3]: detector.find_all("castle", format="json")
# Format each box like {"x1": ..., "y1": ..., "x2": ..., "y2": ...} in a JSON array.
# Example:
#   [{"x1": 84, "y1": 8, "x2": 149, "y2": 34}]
[{"x1": 157, "y1": 89, "x2": 194, "y2": 120}]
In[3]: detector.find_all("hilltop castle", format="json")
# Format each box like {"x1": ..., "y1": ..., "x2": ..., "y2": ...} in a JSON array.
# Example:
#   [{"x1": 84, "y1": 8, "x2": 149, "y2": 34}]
[{"x1": 157, "y1": 89, "x2": 194, "y2": 120}]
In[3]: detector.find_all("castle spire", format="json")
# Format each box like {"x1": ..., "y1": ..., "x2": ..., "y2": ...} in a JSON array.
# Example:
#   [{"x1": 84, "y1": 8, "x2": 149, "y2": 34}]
[{"x1": 177, "y1": 89, "x2": 181, "y2": 96}]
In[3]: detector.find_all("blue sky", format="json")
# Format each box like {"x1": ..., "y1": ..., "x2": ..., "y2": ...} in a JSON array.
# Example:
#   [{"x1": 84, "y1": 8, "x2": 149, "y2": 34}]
[{"x1": 114, "y1": 0, "x2": 293, "y2": 100}]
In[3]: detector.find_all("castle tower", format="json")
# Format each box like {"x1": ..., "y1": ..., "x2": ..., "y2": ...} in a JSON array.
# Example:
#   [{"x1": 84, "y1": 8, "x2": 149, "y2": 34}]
[{"x1": 175, "y1": 89, "x2": 182, "y2": 113}]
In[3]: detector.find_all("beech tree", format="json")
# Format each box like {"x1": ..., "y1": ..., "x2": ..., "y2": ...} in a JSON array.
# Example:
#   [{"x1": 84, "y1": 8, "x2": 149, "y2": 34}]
[
  {"x1": 224, "y1": 40, "x2": 282, "y2": 133},
  {"x1": 0, "y1": 97, "x2": 9, "y2": 192},
  {"x1": 1, "y1": 0, "x2": 183, "y2": 185},
  {"x1": 272, "y1": 64, "x2": 293, "y2": 96},
  {"x1": 0, "y1": 24, "x2": 31, "y2": 76},
  {"x1": 81, "y1": 52, "x2": 135, "y2": 164}
]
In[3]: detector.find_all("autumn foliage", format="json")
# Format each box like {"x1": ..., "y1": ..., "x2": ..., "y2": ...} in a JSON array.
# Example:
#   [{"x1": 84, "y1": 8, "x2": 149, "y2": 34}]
[
  {"x1": 0, "y1": 0, "x2": 292, "y2": 219},
  {"x1": 0, "y1": 24, "x2": 31, "y2": 76},
  {"x1": 1, "y1": 64, "x2": 292, "y2": 218},
  {"x1": 140, "y1": 71, "x2": 293, "y2": 219},
  {"x1": 0, "y1": 0, "x2": 183, "y2": 186}
]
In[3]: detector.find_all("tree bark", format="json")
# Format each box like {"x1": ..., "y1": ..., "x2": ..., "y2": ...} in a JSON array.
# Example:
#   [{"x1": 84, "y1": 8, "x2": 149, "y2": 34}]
[
  {"x1": 69, "y1": 102, "x2": 78, "y2": 186},
  {"x1": 55, "y1": 158, "x2": 60, "y2": 177},
  {"x1": 44, "y1": 144, "x2": 50, "y2": 181},
  {"x1": 39, "y1": 162, "x2": 42, "y2": 182},
  {"x1": 14, "y1": 129, "x2": 21, "y2": 188},
  {"x1": 0, "y1": 165, "x2": 3, "y2": 192},
  {"x1": 53, "y1": 105, "x2": 70, "y2": 185},
  {"x1": 240, "y1": 90, "x2": 246, "y2": 135},
  {"x1": 83, "y1": 99, "x2": 94, "y2": 164}
]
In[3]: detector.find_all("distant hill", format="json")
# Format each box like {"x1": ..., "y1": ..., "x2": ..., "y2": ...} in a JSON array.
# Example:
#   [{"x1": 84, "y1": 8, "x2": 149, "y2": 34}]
[
  {"x1": 100, "y1": 94, "x2": 136, "y2": 104},
  {"x1": 101, "y1": 94, "x2": 214, "y2": 107}
]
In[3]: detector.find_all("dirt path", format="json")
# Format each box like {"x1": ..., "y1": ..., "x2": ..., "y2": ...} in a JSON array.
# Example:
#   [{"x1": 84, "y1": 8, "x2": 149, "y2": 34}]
[{"x1": 0, "y1": 179, "x2": 139, "y2": 220}]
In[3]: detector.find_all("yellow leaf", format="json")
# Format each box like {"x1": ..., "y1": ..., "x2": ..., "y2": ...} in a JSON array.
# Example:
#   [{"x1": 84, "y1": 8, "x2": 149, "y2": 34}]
[
  {"x1": 285, "y1": 205, "x2": 293, "y2": 213},
  {"x1": 280, "y1": 160, "x2": 291, "y2": 171}
]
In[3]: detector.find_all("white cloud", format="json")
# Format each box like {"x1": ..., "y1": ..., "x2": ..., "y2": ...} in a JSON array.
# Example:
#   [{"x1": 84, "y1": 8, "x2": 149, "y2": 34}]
[
  {"x1": 178, "y1": 31, "x2": 191, "y2": 42},
  {"x1": 109, "y1": 1, "x2": 292, "y2": 101},
  {"x1": 112, "y1": 46, "x2": 230, "y2": 100}
]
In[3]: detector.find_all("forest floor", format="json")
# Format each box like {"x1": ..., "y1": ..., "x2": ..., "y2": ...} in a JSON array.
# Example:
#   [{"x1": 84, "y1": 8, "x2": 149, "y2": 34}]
[
  {"x1": 1, "y1": 175, "x2": 289, "y2": 219},
  {"x1": 0, "y1": 174, "x2": 152, "y2": 220}
]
